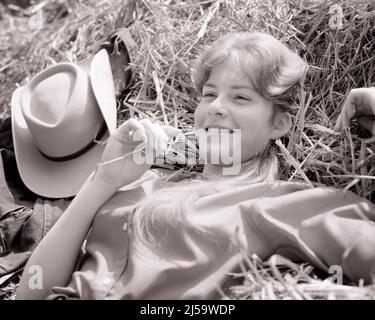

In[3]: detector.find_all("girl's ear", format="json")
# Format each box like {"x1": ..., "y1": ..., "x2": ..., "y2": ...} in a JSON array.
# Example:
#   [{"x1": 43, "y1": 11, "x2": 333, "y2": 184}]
[{"x1": 270, "y1": 111, "x2": 292, "y2": 139}]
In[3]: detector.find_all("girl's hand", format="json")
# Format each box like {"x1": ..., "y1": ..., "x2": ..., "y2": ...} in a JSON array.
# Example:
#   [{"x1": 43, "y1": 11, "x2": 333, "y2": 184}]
[
  {"x1": 334, "y1": 87, "x2": 375, "y2": 135},
  {"x1": 94, "y1": 118, "x2": 180, "y2": 190}
]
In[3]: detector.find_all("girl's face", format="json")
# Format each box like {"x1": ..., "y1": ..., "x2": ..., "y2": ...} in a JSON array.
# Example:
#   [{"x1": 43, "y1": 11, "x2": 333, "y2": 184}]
[{"x1": 194, "y1": 60, "x2": 279, "y2": 167}]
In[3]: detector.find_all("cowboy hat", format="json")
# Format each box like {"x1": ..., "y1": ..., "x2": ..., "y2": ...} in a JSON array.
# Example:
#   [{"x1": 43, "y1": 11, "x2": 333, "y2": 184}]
[{"x1": 11, "y1": 49, "x2": 117, "y2": 198}]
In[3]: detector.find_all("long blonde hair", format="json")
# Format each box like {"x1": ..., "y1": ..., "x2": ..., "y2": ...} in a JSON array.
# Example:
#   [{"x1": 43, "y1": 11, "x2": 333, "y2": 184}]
[{"x1": 132, "y1": 32, "x2": 307, "y2": 247}]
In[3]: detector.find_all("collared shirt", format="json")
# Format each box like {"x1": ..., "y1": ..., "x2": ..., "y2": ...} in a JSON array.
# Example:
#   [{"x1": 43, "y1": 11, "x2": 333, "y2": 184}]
[{"x1": 48, "y1": 171, "x2": 375, "y2": 300}]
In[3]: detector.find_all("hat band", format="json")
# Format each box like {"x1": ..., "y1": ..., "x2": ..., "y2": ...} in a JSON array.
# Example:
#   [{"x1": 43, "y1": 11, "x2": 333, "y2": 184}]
[{"x1": 39, "y1": 122, "x2": 107, "y2": 162}]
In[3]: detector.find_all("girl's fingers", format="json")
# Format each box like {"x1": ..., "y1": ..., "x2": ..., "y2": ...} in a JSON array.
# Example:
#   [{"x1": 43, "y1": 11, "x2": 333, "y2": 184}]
[
  {"x1": 139, "y1": 119, "x2": 162, "y2": 155},
  {"x1": 138, "y1": 120, "x2": 179, "y2": 156},
  {"x1": 334, "y1": 88, "x2": 375, "y2": 132},
  {"x1": 152, "y1": 123, "x2": 170, "y2": 156},
  {"x1": 334, "y1": 101, "x2": 355, "y2": 132},
  {"x1": 357, "y1": 117, "x2": 375, "y2": 136},
  {"x1": 101, "y1": 119, "x2": 146, "y2": 163},
  {"x1": 113, "y1": 119, "x2": 181, "y2": 158},
  {"x1": 163, "y1": 125, "x2": 181, "y2": 138},
  {"x1": 138, "y1": 118, "x2": 154, "y2": 141},
  {"x1": 113, "y1": 118, "x2": 147, "y2": 143},
  {"x1": 334, "y1": 114, "x2": 343, "y2": 132},
  {"x1": 352, "y1": 87, "x2": 375, "y2": 115}
]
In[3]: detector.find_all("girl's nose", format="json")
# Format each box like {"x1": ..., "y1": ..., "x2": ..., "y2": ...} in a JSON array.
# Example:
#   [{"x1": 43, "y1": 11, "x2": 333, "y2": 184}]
[{"x1": 208, "y1": 97, "x2": 228, "y2": 117}]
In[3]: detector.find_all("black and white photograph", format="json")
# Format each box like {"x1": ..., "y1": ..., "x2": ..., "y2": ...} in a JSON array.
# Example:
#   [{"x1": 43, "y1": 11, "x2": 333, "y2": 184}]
[{"x1": 0, "y1": 0, "x2": 375, "y2": 306}]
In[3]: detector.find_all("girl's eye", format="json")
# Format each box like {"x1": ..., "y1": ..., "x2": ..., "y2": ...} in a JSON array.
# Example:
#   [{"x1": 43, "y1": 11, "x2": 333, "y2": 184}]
[
  {"x1": 234, "y1": 95, "x2": 252, "y2": 102},
  {"x1": 202, "y1": 92, "x2": 216, "y2": 99}
]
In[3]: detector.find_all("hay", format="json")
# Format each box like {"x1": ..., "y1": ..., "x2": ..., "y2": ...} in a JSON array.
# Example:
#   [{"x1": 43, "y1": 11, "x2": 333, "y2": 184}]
[
  {"x1": 2, "y1": 0, "x2": 374, "y2": 197},
  {"x1": 1, "y1": 0, "x2": 375, "y2": 300},
  {"x1": 226, "y1": 253, "x2": 375, "y2": 300}
]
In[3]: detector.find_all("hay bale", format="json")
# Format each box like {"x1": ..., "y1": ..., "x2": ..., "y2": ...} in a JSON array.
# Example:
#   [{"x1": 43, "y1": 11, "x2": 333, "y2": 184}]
[{"x1": 1, "y1": 0, "x2": 374, "y2": 201}]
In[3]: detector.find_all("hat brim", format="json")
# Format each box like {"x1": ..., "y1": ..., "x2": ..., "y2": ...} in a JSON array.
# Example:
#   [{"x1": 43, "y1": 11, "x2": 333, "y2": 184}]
[
  {"x1": 79, "y1": 49, "x2": 117, "y2": 134},
  {"x1": 11, "y1": 49, "x2": 117, "y2": 198}
]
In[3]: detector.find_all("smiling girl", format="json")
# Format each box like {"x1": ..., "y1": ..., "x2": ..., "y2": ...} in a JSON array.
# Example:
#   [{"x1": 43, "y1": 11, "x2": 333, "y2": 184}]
[{"x1": 16, "y1": 32, "x2": 375, "y2": 300}]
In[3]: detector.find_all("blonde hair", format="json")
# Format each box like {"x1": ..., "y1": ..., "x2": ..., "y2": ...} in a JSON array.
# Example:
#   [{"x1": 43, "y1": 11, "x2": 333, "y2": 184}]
[
  {"x1": 132, "y1": 32, "x2": 307, "y2": 247},
  {"x1": 133, "y1": 144, "x2": 279, "y2": 247},
  {"x1": 194, "y1": 32, "x2": 307, "y2": 112}
]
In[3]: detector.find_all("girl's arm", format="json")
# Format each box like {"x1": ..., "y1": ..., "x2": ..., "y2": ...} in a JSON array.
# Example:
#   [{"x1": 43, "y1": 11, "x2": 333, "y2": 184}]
[
  {"x1": 16, "y1": 176, "x2": 118, "y2": 300},
  {"x1": 16, "y1": 118, "x2": 179, "y2": 299}
]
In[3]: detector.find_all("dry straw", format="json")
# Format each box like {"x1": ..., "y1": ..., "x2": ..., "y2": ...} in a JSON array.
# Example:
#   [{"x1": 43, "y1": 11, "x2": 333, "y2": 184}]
[{"x1": 1, "y1": 0, "x2": 375, "y2": 300}]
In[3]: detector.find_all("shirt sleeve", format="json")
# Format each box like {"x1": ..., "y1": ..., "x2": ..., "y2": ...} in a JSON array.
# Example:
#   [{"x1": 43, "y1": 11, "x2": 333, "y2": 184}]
[{"x1": 241, "y1": 185, "x2": 375, "y2": 283}]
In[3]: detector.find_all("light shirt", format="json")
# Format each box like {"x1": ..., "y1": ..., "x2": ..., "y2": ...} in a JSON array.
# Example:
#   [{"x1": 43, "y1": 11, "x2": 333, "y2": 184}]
[{"x1": 48, "y1": 170, "x2": 375, "y2": 299}]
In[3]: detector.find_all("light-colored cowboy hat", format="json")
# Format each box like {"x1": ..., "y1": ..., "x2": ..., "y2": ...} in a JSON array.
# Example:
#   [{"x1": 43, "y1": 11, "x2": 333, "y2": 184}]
[{"x1": 11, "y1": 49, "x2": 117, "y2": 198}]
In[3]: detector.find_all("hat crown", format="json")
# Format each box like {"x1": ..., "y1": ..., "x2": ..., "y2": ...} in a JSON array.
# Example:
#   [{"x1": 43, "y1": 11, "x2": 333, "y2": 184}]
[
  {"x1": 21, "y1": 63, "x2": 103, "y2": 158},
  {"x1": 29, "y1": 72, "x2": 73, "y2": 125}
]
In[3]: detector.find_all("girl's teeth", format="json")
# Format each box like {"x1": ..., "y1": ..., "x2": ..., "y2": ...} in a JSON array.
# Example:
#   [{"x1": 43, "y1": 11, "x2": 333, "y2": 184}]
[{"x1": 206, "y1": 128, "x2": 234, "y2": 134}]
